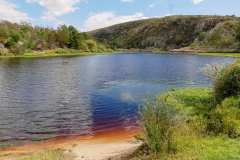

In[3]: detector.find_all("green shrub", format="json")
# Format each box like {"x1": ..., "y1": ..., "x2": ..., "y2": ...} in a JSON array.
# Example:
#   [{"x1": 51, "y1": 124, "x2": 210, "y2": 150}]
[
  {"x1": 0, "y1": 21, "x2": 110, "y2": 56},
  {"x1": 204, "y1": 97, "x2": 240, "y2": 138},
  {"x1": 194, "y1": 20, "x2": 240, "y2": 49},
  {"x1": 196, "y1": 32, "x2": 206, "y2": 42},
  {"x1": 54, "y1": 48, "x2": 68, "y2": 54},
  {"x1": 205, "y1": 111, "x2": 225, "y2": 136},
  {"x1": 137, "y1": 88, "x2": 240, "y2": 160},
  {"x1": 85, "y1": 39, "x2": 98, "y2": 52},
  {"x1": 9, "y1": 43, "x2": 26, "y2": 55},
  {"x1": 141, "y1": 97, "x2": 181, "y2": 154},
  {"x1": 0, "y1": 48, "x2": 9, "y2": 56},
  {"x1": 214, "y1": 62, "x2": 240, "y2": 103},
  {"x1": 216, "y1": 97, "x2": 240, "y2": 138},
  {"x1": 219, "y1": 96, "x2": 240, "y2": 108},
  {"x1": 79, "y1": 41, "x2": 90, "y2": 51}
]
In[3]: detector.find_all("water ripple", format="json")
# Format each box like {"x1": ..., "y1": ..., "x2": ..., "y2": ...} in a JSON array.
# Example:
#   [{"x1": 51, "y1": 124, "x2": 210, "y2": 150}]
[{"x1": 0, "y1": 53, "x2": 234, "y2": 147}]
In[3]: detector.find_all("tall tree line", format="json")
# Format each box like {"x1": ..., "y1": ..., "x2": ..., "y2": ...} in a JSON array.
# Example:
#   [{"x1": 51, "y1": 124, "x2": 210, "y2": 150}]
[{"x1": 0, "y1": 21, "x2": 105, "y2": 55}]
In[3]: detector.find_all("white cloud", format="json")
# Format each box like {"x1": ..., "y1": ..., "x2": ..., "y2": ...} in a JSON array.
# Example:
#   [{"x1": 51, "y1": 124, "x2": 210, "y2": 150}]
[
  {"x1": 192, "y1": 0, "x2": 205, "y2": 5},
  {"x1": 82, "y1": 12, "x2": 148, "y2": 31},
  {"x1": 26, "y1": 0, "x2": 82, "y2": 21},
  {"x1": 0, "y1": 0, "x2": 30, "y2": 23}
]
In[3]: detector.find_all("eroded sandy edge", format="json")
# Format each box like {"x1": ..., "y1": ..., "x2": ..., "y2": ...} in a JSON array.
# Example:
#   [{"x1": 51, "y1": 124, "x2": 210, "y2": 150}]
[{"x1": 0, "y1": 129, "x2": 142, "y2": 160}]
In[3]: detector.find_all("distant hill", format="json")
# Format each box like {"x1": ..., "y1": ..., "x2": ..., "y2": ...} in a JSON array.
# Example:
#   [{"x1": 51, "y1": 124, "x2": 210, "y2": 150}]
[{"x1": 90, "y1": 15, "x2": 240, "y2": 52}]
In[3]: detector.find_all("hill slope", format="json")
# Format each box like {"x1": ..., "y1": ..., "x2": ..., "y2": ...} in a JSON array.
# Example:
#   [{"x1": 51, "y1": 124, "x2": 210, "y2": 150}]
[{"x1": 91, "y1": 15, "x2": 240, "y2": 52}]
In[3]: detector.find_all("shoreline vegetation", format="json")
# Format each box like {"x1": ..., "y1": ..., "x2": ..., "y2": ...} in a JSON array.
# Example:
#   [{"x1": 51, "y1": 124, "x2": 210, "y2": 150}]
[
  {"x1": 92, "y1": 16, "x2": 240, "y2": 54},
  {"x1": 1, "y1": 16, "x2": 240, "y2": 59},
  {"x1": 131, "y1": 61, "x2": 240, "y2": 160},
  {"x1": 0, "y1": 21, "x2": 114, "y2": 59},
  {"x1": 131, "y1": 88, "x2": 240, "y2": 160},
  {"x1": 1, "y1": 48, "x2": 240, "y2": 59},
  {"x1": 0, "y1": 48, "x2": 115, "y2": 59}
]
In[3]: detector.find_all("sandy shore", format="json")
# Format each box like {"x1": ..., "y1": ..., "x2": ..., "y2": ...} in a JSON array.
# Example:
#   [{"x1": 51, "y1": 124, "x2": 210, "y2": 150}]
[
  {"x1": 69, "y1": 138, "x2": 141, "y2": 160},
  {"x1": 0, "y1": 129, "x2": 142, "y2": 160}
]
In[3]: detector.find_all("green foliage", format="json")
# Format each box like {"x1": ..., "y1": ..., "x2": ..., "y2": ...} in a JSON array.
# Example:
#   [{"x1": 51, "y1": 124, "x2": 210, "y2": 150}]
[
  {"x1": 68, "y1": 26, "x2": 80, "y2": 49},
  {"x1": 9, "y1": 43, "x2": 26, "y2": 55},
  {"x1": 204, "y1": 111, "x2": 225, "y2": 136},
  {"x1": 0, "y1": 25, "x2": 9, "y2": 43},
  {"x1": 0, "y1": 48, "x2": 9, "y2": 56},
  {"x1": 139, "y1": 87, "x2": 240, "y2": 160},
  {"x1": 193, "y1": 20, "x2": 240, "y2": 51},
  {"x1": 215, "y1": 97, "x2": 240, "y2": 138},
  {"x1": 85, "y1": 39, "x2": 97, "y2": 52},
  {"x1": 197, "y1": 32, "x2": 207, "y2": 41},
  {"x1": 142, "y1": 96, "x2": 182, "y2": 154},
  {"x1": 92, "y1": 15, "x2": 240, "y2": 52},
  {"x1": 0, "y1": 21, "x2": 110, "y2": 56},
  {"x1": 214, "y1": 62, "x2": 240, "y2": 103},
  {"x1": 56, "y1": 25, "x2": 70, "y2": 48},
  {"x1": 236, "y1": 22, "x2": 240, "y2": 48},
  {"x1": 175, "y1": 136, "x2": 240, "y2": 160}
]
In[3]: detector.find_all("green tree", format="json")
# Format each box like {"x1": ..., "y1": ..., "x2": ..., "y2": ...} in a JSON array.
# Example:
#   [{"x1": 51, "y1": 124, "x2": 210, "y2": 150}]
[
  {"x1": 5, "y1": 30, "x2": 21, "y2": 48},
  {"x1": 0, "y1": 25, "x2": 9, "y2": 44},
  {"x1": 47, "y1": 30, "x2": 57, "y2": 49},
  {"x1": 0, "y1": 21, "x2": 109, "y2": 55},
  {"x1": 68, "y1": 26, "x2": 79, "y2": 49},
  {"x1": 236, "y1": 22, "x2": 240, "y2": 48},
  {"x1": 56, "y1": 25, "x2": 69, "y2": 48},
  {"x1": 214, "y1": 62, "x2": 240, "y2": 103}
]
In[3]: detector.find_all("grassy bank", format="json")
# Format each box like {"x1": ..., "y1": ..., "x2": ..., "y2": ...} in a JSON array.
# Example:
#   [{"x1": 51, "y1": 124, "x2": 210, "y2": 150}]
[
  {"x1": 195, "y1": 52, "x2": 240, "y2": 58},
  {"x1": 137, "y1": 60, "x2": 240, "y2": 159},
  {"x1": 134, "y1": 88, "x2": 240, "y2": 160},
  {"x1": 115, "y1": 48, "x2": 240, "y2": 58},
  {"x1": 1, "y1": 48, "x2": 240, "y2": 59},
  {"x1": 0, "y1": 48, "x2": 114, "y2": 59}
]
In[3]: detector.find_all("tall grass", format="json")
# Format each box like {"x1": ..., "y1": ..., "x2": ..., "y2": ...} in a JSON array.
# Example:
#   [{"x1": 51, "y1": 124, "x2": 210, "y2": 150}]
[{"x1": 141, "y1": 96, "x2": 181, "y2": 155}]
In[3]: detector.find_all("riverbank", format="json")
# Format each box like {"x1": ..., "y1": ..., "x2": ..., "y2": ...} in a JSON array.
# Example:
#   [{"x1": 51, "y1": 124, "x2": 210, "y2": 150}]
[
  {"x1": 2, "y1": 88, "x2": 240, "y2": 160},
  {"x1": 194, "y1": 52, "x2": 240, "y2": 58},
  {"x1": 170, "y1": 47, "x2": 240, "y2": 57},
  {"x1": 1, "y1": 48, "x2": 240, "y2": 59},
  {"x1": 115, "y1": 48, "x2": 240, "y2": 58},
  {"x1": 0, "y1": 129, "x2": 142, "y2": 160},
  {"x1": 132, "y1": 87, "x2": 240, "y2": 160},
  {"x1": 0, "y1": 48, "x2": 115, "y2": 59}
]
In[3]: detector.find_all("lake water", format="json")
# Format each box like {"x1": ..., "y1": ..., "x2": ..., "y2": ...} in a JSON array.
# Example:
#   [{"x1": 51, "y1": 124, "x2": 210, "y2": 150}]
[{"x1": 0, "y1": 53, "x2": 234, "y2": 147}]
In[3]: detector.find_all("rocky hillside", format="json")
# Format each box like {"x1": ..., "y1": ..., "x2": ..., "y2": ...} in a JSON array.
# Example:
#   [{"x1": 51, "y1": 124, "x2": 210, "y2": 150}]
[{"x1": 91, "y1": 15, "x2": 240, "y2": 52}]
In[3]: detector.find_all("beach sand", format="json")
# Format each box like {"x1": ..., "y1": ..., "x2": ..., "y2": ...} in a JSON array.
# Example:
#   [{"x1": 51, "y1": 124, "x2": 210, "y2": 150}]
[
  {"x1": 69, "y1": 138, "x2": 141, "y2": 160},
  {"x1": 0, "y1": 129, "x2": 142, "y2": 160}
]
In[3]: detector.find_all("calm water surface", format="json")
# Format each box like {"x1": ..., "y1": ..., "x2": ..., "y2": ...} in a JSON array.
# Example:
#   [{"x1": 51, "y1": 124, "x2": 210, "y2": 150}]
[{"x1": 0, "y1": 53, "x2": 234, "y2": 146}]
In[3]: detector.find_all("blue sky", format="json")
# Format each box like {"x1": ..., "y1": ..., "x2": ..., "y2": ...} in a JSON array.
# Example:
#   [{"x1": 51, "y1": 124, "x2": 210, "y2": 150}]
[{"x1": 0, "y1": 0, "x2": 240, "y2": 31}]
